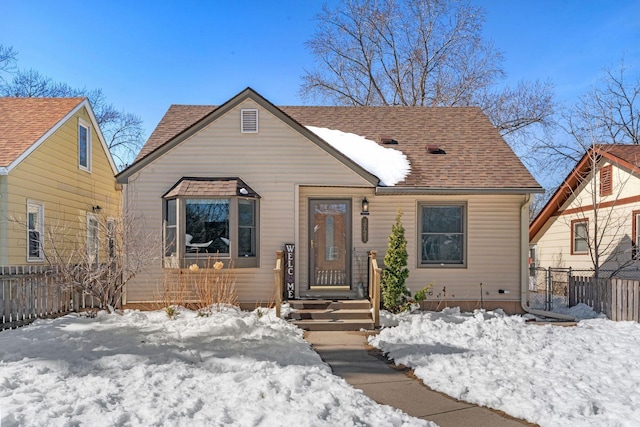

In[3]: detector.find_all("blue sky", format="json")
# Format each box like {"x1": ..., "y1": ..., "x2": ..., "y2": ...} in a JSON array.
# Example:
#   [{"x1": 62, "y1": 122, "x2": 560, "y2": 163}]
[{"x1": 2, "y1": 0, "x2": 639, "y2": 140}]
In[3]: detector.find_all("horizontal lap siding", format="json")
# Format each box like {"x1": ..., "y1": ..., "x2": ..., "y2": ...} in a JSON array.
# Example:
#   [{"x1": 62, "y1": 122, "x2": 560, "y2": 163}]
[
  {"x1": 297, "y1": 192, "x2": 524, "y2": 301},
  {"x1": 125, "y1": 99, "x2": 372, "y2": 303},
  {"x1": 4, "y1": 109, "x2": 119, "y2": 266},
  {"x1": 535, "y1": 202, "x2": 640, "y2": 270}
]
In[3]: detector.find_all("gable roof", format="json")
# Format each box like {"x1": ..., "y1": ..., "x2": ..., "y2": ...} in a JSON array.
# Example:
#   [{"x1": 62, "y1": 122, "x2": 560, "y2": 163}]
[
  {"x1": 529, "y1": 144, "x2": 640, "y2": 241},
  {"x1": 0, "y1": 97, "x2": 117, "y2": 174},
  {"x1": 120, "y1": 87, "x2": 541, "y2": 192}
]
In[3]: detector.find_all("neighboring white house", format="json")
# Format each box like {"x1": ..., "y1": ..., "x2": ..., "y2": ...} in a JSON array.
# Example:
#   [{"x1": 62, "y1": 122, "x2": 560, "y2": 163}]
[{"x1": 530, "y1": 145, "x2": 640, "y2": 275}]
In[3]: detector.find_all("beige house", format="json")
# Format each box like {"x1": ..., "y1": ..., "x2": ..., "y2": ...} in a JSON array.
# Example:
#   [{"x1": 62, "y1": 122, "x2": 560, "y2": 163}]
[
  {"x1": 530, "y1": 145, "x2": 640, "y2": 275},
  {"x1": 117, "y1": 88, "x2": 542, "y2": 313},
  {"x1": 0, "y1": 97, "x2": 120, "y2": 267}
]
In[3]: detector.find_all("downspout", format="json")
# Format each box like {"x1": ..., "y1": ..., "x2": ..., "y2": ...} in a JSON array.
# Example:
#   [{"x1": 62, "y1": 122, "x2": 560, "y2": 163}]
[{"x1": 520, "y1": 194, "x2": 577, "y2": 321}]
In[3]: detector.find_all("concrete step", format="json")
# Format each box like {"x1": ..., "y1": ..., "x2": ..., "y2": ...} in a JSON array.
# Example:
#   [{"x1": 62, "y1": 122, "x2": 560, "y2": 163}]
[
  {"x1": 289, "y1": 308, "x2": 372, "y2": 320},
  {"x1": 289, "y1": 299, "x2": 371, "y2": 310},
  {"x1": 287, "y1": 299, "x2": 373, "y2": 331},
  {"x1": 291, "y1": 319, "x2": 374, "y2": 331}
]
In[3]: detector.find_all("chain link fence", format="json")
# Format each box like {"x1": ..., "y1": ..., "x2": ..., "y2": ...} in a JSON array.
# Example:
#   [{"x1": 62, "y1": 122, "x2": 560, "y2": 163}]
[{"x1": 528, "y1": 267, "x2": 640, "y2": 314}]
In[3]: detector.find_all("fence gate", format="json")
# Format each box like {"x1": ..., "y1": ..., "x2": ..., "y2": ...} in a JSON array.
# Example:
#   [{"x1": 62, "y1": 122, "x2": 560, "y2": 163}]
[{"x1": 529, "y1": 267, "x2": 571, "y2": 312}]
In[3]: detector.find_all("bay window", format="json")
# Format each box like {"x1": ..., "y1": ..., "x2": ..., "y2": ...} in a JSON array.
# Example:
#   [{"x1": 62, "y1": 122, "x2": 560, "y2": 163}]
[{"x1": 163, "y1": 178, "x2": 259, "y2": 268}]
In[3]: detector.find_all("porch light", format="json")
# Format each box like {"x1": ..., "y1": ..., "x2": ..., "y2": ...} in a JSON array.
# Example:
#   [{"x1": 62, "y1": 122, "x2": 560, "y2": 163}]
[
  {"x1": 92, "y1": 205, "x2": 102, "y2": 213},
  {"x1": 361, "y1": 197, "x2": 369, "y2": 215}
]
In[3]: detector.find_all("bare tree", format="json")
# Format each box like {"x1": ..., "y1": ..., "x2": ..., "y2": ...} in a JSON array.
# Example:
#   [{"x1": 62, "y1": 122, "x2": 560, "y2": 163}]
[
  {"x1": 301, "y1": 0, "x2": 555, "y2": 135},
  {"x1": 0, "y1": 45, "x2": 17, "y2": 81},
  {"x1": 10, "y1": 205, "x2": 160, "y2": 310},
  {"x1": 527, "y1": 60, "x2": 640, "y2": 185},
  {"x1": 0, "y1": 45, "x2": 144, "y2": 170}
]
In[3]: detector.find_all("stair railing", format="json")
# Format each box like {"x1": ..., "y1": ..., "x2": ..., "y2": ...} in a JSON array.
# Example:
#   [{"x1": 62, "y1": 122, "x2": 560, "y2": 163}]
[
  {"x1": 274, "y1": 250, "x2": 283, "y2": 318},
  {"x1": 368, "y1": 251, "x2": 382, "y2": 327}
]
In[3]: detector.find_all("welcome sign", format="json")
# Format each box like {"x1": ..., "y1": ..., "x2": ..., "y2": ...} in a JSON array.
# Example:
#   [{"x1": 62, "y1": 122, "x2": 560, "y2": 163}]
[{"x1": 285, "y1": 243, "x2": 295, "y2": 299}]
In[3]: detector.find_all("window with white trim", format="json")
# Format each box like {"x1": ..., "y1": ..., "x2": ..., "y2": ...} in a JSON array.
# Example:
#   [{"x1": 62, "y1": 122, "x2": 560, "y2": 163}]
[
  {"x1": 87, "y1": 213, "x2": 99, "y2": 265},
  {"x1": 78, "y1": 119, "x2": 91, "y2": 171},
  {"x1": 633, "y1": 211, "x2": 640, "y2": 259},
  {"x1": 419, "y1": 203, "x2": 466, "y2": 266},
  {"x1": 27, "y1": 201, "x2": 44, "y2": 261},
  {"x1": 571, "y1": 219, "x2": 588, "y2": 255},
  {"x1": 107, "y1": 218, "x2": 117, "y2": 260}
]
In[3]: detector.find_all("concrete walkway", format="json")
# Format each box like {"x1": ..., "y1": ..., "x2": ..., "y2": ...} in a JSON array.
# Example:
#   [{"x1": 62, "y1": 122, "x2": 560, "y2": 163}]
[{"x1": 305, "y1": 331, "x2": 535, "y2": 427}]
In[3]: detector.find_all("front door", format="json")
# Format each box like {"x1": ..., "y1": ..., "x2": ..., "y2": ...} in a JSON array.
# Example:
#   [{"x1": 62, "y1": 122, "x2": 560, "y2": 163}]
[{"x1": 309, "y1": 199, "x2": 351, "y2": 289}]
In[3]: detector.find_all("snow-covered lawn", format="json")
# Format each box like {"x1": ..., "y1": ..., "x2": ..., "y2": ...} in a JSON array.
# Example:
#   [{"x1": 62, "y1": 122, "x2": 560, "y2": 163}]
[
  {"x1": 0, "y1": 307, "x2": 429, "y2": 427},
  {"x1": 370, "y1": 306, "x2": 640, "y2": 427}
]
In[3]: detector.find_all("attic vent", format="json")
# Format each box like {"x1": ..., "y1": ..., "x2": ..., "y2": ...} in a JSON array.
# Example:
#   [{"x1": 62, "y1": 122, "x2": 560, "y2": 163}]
[
  {"x1": 381, "y1": 135, "x2": 398, "y2": 144},
  {"x1": 427, "y1": 144, "x2": 446, "y2": 155},
  {"x1": 241, "y1": 109, "x2": 258, "y2": 133}
]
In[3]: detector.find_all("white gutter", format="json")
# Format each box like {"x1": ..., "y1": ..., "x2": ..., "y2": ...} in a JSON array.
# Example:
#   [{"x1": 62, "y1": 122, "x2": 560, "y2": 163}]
[
  {"x1": 0, "y1": 167, "x2": 7, "y2": 175},
  {"x1": 520, "y1": 193, "x2": 577, "y2": 321}
]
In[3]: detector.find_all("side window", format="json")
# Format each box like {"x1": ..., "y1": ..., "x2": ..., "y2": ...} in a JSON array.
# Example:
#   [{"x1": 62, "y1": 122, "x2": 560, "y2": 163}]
[
  {"x1": 238, "y1": 199, "x2": 256, "y2": 257},
  {"x1": 107, "y1": 219, "x2": 117, "y2": 260},
  {"x1": 27, "y1": 201, "x2": 44, "y2": 261},
  {"x1": 79, "y1": 119, "x2": 91, "y2": 171},
  {"x1": 633, "y1": 211, "x2": 640, "y2": 259},
  {"x1": 164, "y1": 199, "x2": 177, "y2": 257},
  {"x1": 87, "y1": 214, "x2": 99, "y2": 264},
  {"x1": 571, "y1": 219, "x2": 589, "y2": 255},
  {"x1": 420, "y1": 204, "x2": 465, "y2": 266}
]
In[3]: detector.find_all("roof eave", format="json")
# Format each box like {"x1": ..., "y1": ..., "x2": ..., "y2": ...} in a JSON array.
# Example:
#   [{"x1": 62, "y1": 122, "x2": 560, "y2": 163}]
[{"x1": 376, "y1": 186, "x2": 544, "y2": 195}]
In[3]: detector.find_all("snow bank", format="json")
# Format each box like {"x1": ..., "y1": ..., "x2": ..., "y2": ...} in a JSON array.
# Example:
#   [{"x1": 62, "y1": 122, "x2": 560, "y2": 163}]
[
  {"x1": 0, "y1": 307, "x2": 428, "y2": 426},
  {"x1": 369, "y1": 308, "x2": 640, "y2": 427}
]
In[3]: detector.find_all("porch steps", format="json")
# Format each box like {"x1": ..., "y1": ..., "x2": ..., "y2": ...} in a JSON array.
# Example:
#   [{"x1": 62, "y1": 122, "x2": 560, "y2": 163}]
[{"x1": 287, "y1": 300, "x2": 374, "y2": 331}]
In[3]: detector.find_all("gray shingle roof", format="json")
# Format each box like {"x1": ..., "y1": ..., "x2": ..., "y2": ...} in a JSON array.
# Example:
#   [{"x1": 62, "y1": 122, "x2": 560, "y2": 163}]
[{"x1": 132, "y1": 100, "x2": 540, "y2": 190}]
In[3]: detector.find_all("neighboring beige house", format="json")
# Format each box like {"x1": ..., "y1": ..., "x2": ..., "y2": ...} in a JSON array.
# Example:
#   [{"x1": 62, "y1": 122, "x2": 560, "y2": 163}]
[
  {"x1": 0, "y1": 97, "x2": 120, "y2": 267},
  {"x1": 530, "y1": 145, "x2": 640, "y2": 274},
  {"x1": 116, "y1": 87, "x2": 542, "y2": 313}
]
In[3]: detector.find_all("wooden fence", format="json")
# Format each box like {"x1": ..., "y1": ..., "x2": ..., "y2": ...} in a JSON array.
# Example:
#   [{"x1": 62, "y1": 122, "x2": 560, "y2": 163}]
[
  {"x1": 569, "y1": 276, "x2": 640, "y2": 321},
  {"x1": 0, "y1": 266, "x2": 97, "y2": 331}
]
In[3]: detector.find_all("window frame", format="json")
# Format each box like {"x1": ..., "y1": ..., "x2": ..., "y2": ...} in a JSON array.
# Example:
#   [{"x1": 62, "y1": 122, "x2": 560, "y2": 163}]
[
  {"x1": 106, "y1": 218, "x2": 117, "y2": 261},
  {"x1": 571, "y1": 218, "x2": 589, "y2": 255},
  {"x1": 26, "y1": 200, "x2": 44, "y2": 262},
  {"x1": 87, "y1": 213, "x2": 99, "y2": 265},
  {"x1": 418, "y1": 202, "x2": 467, "y2": 268},
  {"x1": 78, "y1": 118, "x2": 92, "y2": 172},
  {"x1": 632, "y1": 211, "x2": 640, "y2": 259},
  {"x1": 163, "y1": 196, "x2": 259, "y2": 268}
]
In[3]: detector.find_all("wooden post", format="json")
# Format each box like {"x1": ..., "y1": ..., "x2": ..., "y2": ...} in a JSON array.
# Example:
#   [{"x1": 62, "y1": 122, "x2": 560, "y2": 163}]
[
  {"x1": 368, "y1": 251, "x2": 381, "y2": 328},
  {"x1": 274, "y1": 250, "x2": 283, "y2": 319}
]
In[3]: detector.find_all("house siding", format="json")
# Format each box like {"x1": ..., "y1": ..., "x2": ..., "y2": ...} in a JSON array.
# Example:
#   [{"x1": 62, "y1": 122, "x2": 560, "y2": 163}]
[
  {"x1": 123, "y1": 98, "x2": 373, "y2": 304},
  {"x1": 298, "y1": 190, "x2": 525, "y2": 304},
  {"x1": 0, "y1": 175, "x2": 7, "y2": 265},
  {"x1": 533, "y1": 162, "x2": 640, "y2": 271},
  {"x1": 3, "y1": 107, "x2": 119, "y2": 266}
]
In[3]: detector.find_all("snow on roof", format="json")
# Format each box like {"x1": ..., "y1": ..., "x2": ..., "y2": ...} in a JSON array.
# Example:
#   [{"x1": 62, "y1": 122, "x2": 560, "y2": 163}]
[{"x1": 307, "y1": 126, "x2": 411, "y2": 186}]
